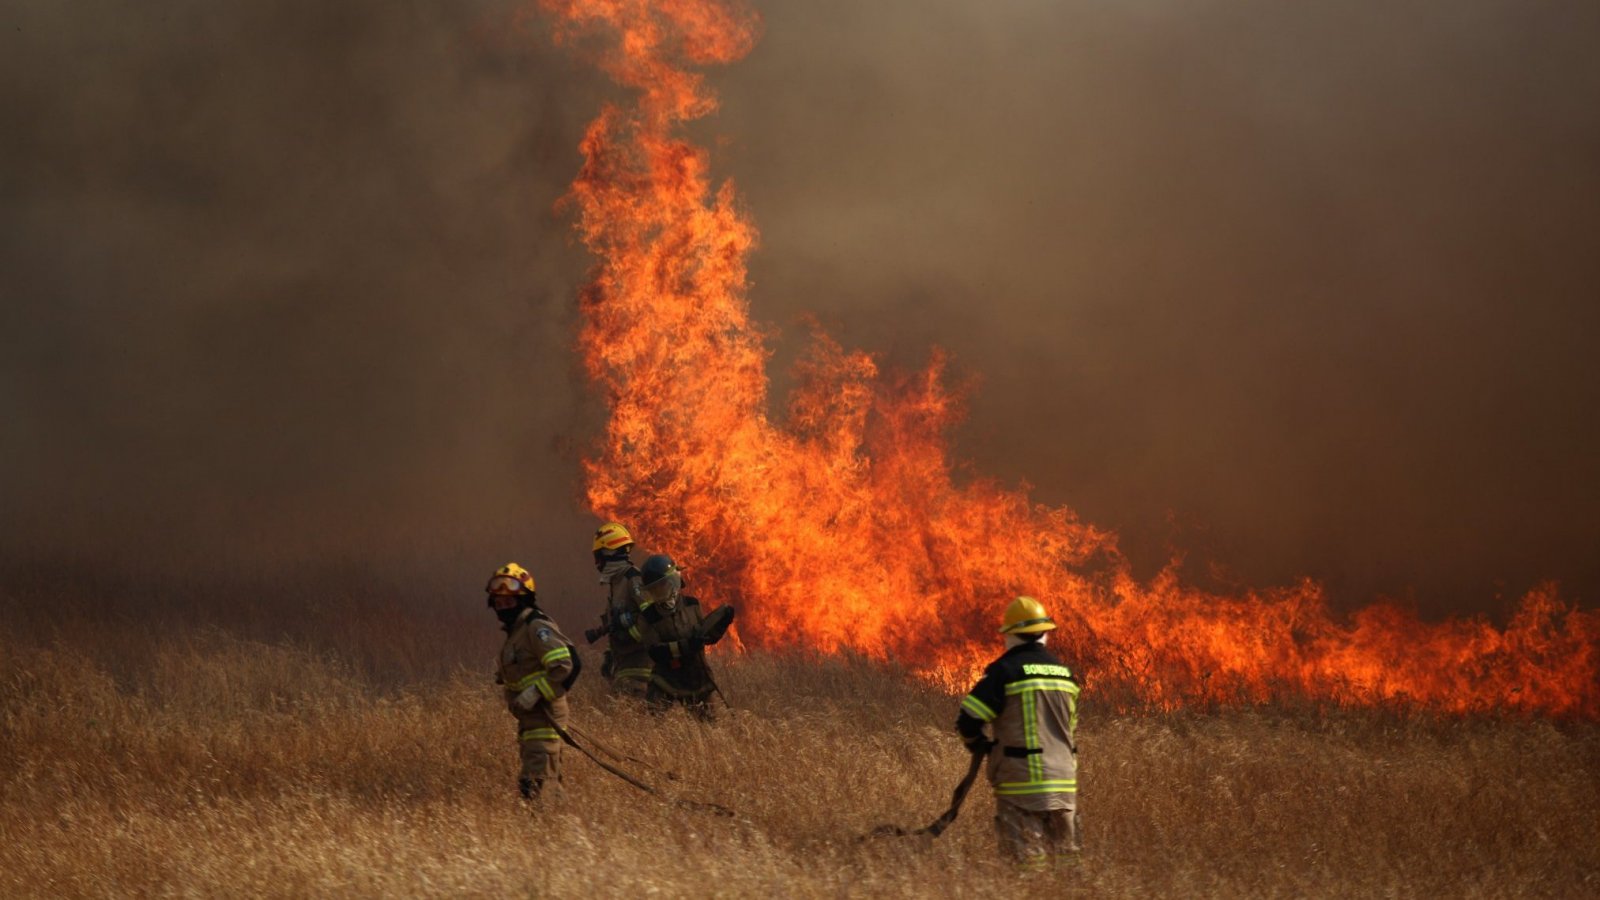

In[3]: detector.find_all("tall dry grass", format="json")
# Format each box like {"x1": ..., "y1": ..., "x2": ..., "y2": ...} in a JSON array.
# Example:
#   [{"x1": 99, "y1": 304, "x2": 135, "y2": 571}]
[{"x1": 2, "y1": 610, "x2": 1597, "y2": 897}]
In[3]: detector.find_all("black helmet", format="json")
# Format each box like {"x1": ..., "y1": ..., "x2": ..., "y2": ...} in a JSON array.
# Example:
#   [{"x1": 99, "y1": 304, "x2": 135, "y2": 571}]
[
  {"x1": 640, "y1": 554, "x2": 683, "y2": 610},
  {"x1": 640, "y1": 554, "x2": 676, "y2": 586}
]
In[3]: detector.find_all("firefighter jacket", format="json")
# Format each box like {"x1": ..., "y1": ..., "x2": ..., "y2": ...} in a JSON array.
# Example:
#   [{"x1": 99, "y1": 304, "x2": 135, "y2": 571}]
[
  {"x1": 955, "y1": 641, "x2": 1080, "y2": 812},
  {"x1": 498, "y1": 607, "x2": 578, "y2": 718},
  {"x1": 600, "y1": 562, "x2": 652, "y2": 685},
  {"x1": 628, "y1": 594, "x2": 714, "y2": 701}
]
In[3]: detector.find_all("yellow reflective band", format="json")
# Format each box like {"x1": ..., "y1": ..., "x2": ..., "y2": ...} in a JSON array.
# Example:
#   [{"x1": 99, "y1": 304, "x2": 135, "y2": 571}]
[
  {"x1": 534, "y1": 674, "x2": 555, "y2": 702},
  {"x1": 1022, "y1": 688, "x2": 1042, "y2": 782},
  {"x1": 995, "y1": 780, "x2": 1077, "y2": 796},
  {"x1": 519, "y1": 728, "x2": 558, "y2": 743},
  {"x1": 614, "y1": 667, "x2": 652, "y2": 681},
  {"x1": 541, "y1": 647, "x2": 571, "y2": 666},
  {"x1": 506, "y1": 672, "x2": 538, "y2": 692},
  {"x1": 1004, "y1": 678, "x2": 1080, "y2": 696},
  {"x1": 628, "y1": 625, "x2": 643, "y2": 641},
  {"x1": 961, "y1": 694, "x2": 998, "y2": 722}
]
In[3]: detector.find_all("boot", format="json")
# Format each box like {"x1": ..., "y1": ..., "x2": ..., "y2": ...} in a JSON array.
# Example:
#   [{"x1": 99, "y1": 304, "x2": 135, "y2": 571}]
[{"x1": 519, "y1": 776, "x2": 567, "y2": 804}]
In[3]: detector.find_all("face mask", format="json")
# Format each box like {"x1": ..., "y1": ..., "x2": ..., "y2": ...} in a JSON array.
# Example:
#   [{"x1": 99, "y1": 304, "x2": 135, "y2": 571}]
[
  {"x1": 595, "y1": 544, "x2": 630, "y2": 570},
  {"x1": 488, "y1": 588, "x2": 529, "y2": 629}
]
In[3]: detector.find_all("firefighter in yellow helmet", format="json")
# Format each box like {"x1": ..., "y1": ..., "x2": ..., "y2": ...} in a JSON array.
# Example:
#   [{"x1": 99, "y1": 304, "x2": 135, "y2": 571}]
[
  {"x1": 486, "y1": 562, "x2": 579, "y2": 802},
  {"x1": 955, "y1": 596, "x2": 1081, "y2": 870},
  {"x1": 583, "y1": 522, "x2": 652, "y2": 698},
  {"x1": 627, "y1": 554, "x2": 735, "y2": 718}
]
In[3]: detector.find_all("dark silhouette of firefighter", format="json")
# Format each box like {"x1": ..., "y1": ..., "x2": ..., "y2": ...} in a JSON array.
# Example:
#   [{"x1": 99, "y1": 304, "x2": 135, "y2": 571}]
[{"x1": 626, "y1": 554, "x2": 735, "y2": 717}]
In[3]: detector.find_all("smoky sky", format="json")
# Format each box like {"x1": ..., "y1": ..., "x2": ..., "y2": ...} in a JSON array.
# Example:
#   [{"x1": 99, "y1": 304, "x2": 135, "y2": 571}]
[{"x1": 3, "y1": 0, "x2": 1597, "y2": 619}]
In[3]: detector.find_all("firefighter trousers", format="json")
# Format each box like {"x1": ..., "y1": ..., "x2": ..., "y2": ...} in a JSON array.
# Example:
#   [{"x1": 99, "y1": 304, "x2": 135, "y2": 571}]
[
  {"x1": 995, "y1": 798, "x2": 1080, "y2": 870},
  {"x1": 512, "y1": 697, "x2": 567, "y2": 787}
]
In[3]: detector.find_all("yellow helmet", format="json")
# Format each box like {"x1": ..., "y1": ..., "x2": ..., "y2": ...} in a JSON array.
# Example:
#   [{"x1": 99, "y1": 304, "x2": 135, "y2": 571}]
[
  {"x1": 593, "y1": 522, "x2": 634, "y2": 552},
  {"x1": 486, "y1": 562, "x2": 536, "y2": 595},
  {"x1": 999, "y1": 596, "x2": 1056, "y2": 635}
]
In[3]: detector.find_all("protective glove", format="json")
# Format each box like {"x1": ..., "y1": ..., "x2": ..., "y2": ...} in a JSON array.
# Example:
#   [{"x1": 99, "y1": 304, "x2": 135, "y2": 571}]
[
  {"x1": 514, "y1": 684, "x2": 542, "y2": 711},
  {"x1": 964, "y1": 736, "x2": 995, "y2": 756}
]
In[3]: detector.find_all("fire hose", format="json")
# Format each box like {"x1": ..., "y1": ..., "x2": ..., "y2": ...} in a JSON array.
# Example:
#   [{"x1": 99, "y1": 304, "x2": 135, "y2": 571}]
[
  {"x1": 556, "y1": 717, "x2": 985, "y2": 838},
  {"x1": 550, "y1": 720, "x2": 735, "y2": 817},
  {"x1": 565, "y1": 722, "x2": 680, "y2": 781},
  {"x1": 705, "y1": 665, "x2": 732, "y2": 710},
  {"x1": 863, "y1": 747, "x2": 989, "y2": 839}
]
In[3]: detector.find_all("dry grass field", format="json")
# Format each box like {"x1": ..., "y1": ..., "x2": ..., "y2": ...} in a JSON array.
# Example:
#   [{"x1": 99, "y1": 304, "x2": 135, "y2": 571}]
[{"x1": 2, "y1": 572, "x2": 1597, "y2": 898}]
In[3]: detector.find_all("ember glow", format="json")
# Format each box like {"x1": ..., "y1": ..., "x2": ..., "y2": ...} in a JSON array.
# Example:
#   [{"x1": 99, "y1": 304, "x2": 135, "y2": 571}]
[{"x1": 541, "y1": 0, "x2": 1599, "y2": 716}]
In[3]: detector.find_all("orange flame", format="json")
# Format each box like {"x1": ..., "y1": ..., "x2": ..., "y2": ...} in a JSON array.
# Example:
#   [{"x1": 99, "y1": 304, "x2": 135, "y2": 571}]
[{"x1": 541, "y1": 0, "x2": 1600, "y2": 717}]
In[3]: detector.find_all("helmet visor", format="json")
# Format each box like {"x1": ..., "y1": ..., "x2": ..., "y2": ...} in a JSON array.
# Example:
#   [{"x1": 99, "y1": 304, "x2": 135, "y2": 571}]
[{"x1": 641, "y1": 570, "x2": 681, "y2": 607}]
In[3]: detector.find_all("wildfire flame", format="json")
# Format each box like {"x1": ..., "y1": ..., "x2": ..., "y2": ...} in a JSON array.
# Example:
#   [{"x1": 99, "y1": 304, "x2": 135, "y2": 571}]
[{"x1": 539, "y1": 0, "x2": 1600, "y2": 717}]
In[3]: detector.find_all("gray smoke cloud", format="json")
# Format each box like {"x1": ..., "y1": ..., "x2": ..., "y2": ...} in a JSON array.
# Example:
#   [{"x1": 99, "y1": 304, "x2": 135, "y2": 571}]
[
  {"x1": 2, "y1": 0, "x2": 1597, "y2": 621},
  {"x1": 719, "y1": 0, "x2": 1600, "y2": 614},
  {"x1": 0, "y1": 0, "x2": 611, "y2": 609}
]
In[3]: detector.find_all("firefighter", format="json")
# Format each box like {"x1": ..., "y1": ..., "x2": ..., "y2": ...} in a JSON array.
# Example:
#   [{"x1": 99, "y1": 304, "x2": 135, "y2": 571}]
[
  {"x1": 487, "y1": 562, "x2": 580, "y2": 802},
  {"x1": 586, "y1": 522, "x2": 652, "y2": 698},
  {"x1": 955, "y1": 596, "x2": 1081, "y2": 870},
  {"x1": 627, "y1": 554, "x2": 735, "y2": 718}
]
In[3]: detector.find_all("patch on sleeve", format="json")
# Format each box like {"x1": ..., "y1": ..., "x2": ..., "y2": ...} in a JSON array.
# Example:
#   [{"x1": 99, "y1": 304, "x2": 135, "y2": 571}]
[{"x1": 536, "y1": 627, "x2": 553, "y2": 642}]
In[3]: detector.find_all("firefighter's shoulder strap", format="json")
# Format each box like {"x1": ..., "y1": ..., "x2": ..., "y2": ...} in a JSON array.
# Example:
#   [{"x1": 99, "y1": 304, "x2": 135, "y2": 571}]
[{"x1": 562, "y1": 641, "x2": 583, "y2": 690}]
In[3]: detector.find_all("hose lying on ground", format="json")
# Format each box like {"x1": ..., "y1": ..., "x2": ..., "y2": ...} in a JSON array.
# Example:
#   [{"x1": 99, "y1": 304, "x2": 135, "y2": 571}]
[
  {"x1": 862, "y1": 750, "x2": 988, "y2": 840},
  {"x1": 565, "y1": 722, "x2": 680, "y2": 781},
  {"x1": 556, "y1": 716, "x2": 982, "y2": 837},
  {"x1": 551, "y1": 721, "x2": 736, "y2": 817}
]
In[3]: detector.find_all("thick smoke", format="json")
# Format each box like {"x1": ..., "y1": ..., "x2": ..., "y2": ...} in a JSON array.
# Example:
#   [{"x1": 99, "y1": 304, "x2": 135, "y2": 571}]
[
  {"x1": 0, "y1": 0, "x2": 607, "y2": 608},
  {"x1": 718, "y1": 0, "x2": 1600, "y2": 614},
  {"x1": 2, "y1": 0, "x2": 1597, "y2": 619}
]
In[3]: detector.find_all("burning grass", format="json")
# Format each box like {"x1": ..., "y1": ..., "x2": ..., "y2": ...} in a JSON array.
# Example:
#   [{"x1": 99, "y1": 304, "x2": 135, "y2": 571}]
[{"x1": 3, "y1": 620, "x2": 1596, "y2": 898}]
